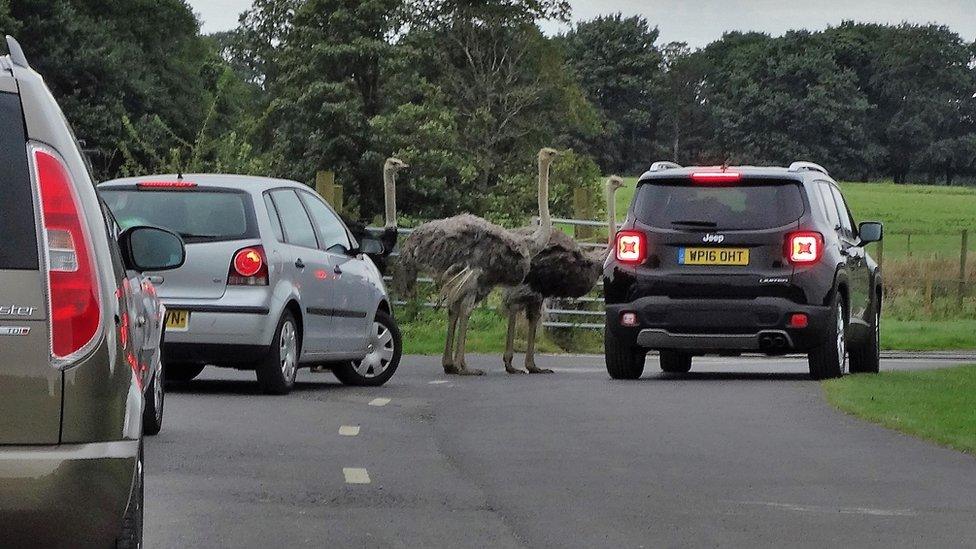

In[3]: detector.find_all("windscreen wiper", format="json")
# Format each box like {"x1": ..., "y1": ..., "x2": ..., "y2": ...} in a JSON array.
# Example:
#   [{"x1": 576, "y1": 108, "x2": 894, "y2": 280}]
[{"x1": 671, "y1": 220, "x2": 718, "y2": 228}]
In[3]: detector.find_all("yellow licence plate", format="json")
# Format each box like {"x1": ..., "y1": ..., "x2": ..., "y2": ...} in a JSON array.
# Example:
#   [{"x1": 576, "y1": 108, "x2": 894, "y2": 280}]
[
  {"x1": 679, "y1": 247, "x2": 750, "y2": 266},
  {"x1": 164, "y1": 310, "x2": 189, "y2": 332}
]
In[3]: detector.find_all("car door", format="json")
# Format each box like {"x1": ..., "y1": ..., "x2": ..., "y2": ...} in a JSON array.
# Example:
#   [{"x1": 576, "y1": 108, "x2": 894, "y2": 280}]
[
  {"x1": 298, "y1": 190, "x2": 373, "y2": 355},
  {"x1": 829, "y1": 185, "x2": 871, "y2": 325},
  {"x1": 266, "y1": 189, "x2": 333, "y2": 356}
]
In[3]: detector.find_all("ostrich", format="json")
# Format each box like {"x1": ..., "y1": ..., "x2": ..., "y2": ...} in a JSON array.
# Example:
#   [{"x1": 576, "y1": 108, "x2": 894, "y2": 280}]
[
  {"x1": 340, "y1": 157, "x2": 408, "y2": 274},
  {"x1": 396, "y1": 148, "x2": 559, "y2": 375},
  {"x1": 501, "y1": 176, "x2": 626, "y2": 374}
]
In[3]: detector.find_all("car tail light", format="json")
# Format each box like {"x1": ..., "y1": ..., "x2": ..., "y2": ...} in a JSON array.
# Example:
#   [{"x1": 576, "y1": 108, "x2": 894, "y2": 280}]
[
  {"x1": 228, "y1": 246, "x2": 269, "y2": 285},
  {"x1": 786, "y1": 231, "x2": 824, "y2": 265},
  {"x1": 615, "y1": 230, "x2": 647, "y2": 265},
  {"x1": 691, "y1": 172, "x2": 741, "y2": 184},
  {"x1": 137, "y1": 180, "x2": 197, "y2": 189},
  {"x1": 789, "y1": 313, "x2": 809, "y2": 329},
  {"x1": 33, "y1": 145, "x2": 102, "y2": 363}
]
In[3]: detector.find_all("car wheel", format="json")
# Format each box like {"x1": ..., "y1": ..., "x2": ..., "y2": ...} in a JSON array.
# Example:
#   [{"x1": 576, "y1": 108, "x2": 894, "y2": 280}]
[
  {"x1": 165, "y1": 362, "x2": 205, "y2": 383},
  {"x1": 850, "y1": 303, "x2": 881, "y2": 374},
  {"x1": 808, "y1": 293, "x2": 847, "y2": 380},
  {"x1": 605, "y1": 326, "x2": 646, "y2": 380},
  {"x1": 115, "y1": 444, "x2": 144, "y2": 548},
  {"x1": 333, "y1": 310, "x2": 403, "y2": 387},
  {"x1": 660, "y1": 351, "x2": 692, "y2": 374},
  {"x1": 142, "y1": 356, "x2": 164, "y2": 436},
  {"x1": 256, "y1": 310, "x2": 300, "y2": 395}
]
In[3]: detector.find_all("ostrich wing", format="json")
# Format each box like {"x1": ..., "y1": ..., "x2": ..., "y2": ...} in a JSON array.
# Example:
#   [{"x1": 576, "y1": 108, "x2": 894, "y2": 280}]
[{"x1": 512, "y1": 227, "x2": 604, "y2": 299}]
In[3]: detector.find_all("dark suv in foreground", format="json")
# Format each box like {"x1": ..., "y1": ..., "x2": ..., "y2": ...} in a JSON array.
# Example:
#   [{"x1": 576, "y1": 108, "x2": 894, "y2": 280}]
[
  {"x1": 1, "y1": 37, "x2": 184, "y2": 546},
  {"x1": 604, "y1": 161, "x2": 883, "y2": 380}
]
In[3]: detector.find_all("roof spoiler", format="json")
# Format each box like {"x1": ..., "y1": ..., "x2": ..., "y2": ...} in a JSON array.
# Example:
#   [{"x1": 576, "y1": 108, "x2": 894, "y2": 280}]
[
  {"x1": 788, "y1": 161, "x2": 829, "y2": 176},
  {"x1": 5, "y1": 36, "x2": 30, "y2": 69}
]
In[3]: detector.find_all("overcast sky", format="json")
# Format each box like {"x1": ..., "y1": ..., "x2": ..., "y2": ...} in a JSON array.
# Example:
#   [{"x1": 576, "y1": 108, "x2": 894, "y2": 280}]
[{"x1": 189, "y1": 0, "x2": 976, "y2": 48}]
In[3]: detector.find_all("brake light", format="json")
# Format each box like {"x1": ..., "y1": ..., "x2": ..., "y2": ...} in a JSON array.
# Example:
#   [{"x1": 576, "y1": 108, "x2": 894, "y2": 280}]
[
  {"x1": 33, "y1": 145, "x2": 102, "y2": 363},
  {"x1": 137, "y1": 180, "x2": 197, "y2": 189},
  {"x1": 228, "y1": 246, "x2": 269, "y2": 285},
  {"x1": 786, "y1": 232, "x2": 824, "y2": 265},
  {"x1": 615, "y1": 230, "x2": 647, "y2": 265},
  {"x1": 691, "y1": 172, "x2": 741, "y2": 184}
]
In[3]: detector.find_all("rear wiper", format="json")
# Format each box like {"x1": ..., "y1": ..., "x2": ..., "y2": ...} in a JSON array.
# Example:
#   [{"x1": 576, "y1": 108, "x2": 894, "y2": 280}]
[{"x1": 671, "y1": 220, "x2": 718, "y2": 228}]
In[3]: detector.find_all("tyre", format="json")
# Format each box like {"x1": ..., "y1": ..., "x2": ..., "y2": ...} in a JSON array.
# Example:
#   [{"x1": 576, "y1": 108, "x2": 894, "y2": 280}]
[
  {"x1": 333, "y1": 310, "x2": 403, "y2": 387},
  {"x1": 165, "y1": 362, "x2": 205, "y2": 383},
  {"x1": 256, "y1": 310, "x2": 300, "y2": 395},
  {"x1": 850, "y1": 302, "x2": 881, "y2": 374},
  {"x1": 808, "y1": 293, "x2": 847, "y2": 380},
  {"x1": 660, "y1": 351, "x2": 692, "y2": 374},
  {"x1": 142, "y1": 359, "x2": 164, "y2": 436},
  {"x1": 115, "y1": 444, "x2": 143, "y2": 548},
  {"x1": 605, "y1": 326, "x2": 646, "y2": 380}
]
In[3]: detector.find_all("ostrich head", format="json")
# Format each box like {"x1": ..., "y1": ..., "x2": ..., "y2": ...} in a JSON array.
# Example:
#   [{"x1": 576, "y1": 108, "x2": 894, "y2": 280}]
[
  {"x1": 383, "y1": 157, "x2": 408, "y2": 229},
  {"x1": 385, "y1": 157, "x2": 409, "y2": 172},
  {"x1": 606, "y1": 175, "x2": 625, "y2": 192},
  {"x1": 538, "y1": 147, "x2": 559, "y2": 166}
]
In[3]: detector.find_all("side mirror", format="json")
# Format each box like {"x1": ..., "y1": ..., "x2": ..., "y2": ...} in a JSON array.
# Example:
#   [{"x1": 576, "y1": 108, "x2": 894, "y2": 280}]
[
  {"x1": 858, "y1": 221, "x2": 883, "y2": 244},
  {"x1": 357, "y1": 236, "x2": 386, "y2": 256},
  {"x1": 118, "y1": 226, "x2": 186, "y2": 272}
]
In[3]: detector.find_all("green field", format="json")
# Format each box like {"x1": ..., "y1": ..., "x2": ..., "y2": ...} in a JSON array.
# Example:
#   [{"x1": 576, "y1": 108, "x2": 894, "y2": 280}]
[{"x1": 823, "y1": 365, "x2": 976, "y2": 454}]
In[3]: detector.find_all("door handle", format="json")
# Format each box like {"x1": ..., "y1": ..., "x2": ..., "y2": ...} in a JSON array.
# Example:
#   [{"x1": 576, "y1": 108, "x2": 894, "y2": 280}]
[
  {"x1": 334, "y1": 264, "x2": 343, "y2": 275},
  {"x1": 295, "y1": 258, "x2": 305, "y2": 269}
]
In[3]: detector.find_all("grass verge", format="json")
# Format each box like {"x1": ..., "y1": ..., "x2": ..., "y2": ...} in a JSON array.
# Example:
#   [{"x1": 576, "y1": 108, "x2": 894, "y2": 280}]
[
  {"x1": 882, "y1": 320, "x2": 976, "y2": 351},
  {"x1": 823, "y1": 365, "x2": 976, "y2": 454}
]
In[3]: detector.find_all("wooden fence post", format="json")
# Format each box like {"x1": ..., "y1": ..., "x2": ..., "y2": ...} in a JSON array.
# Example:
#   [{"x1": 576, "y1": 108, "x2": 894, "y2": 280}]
[
  {"x1": 573, "y1": 188, "x2": 593, "y2": 240},
  {"x1": 959, "y1": 229, "x2": 969, "y2": 308},
  {"x1": 876, "y1": 238, "x2": 884, "y2": 269},
  {"x1": 906, "y1": 233, "x2": 912, "y2": 257},
  {"x1": 315, "y1": 170, "x2": 344, "y2": 214}
]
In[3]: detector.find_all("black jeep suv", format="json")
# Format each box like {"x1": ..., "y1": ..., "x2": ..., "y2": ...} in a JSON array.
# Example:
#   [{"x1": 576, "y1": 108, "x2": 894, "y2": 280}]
[{"x1": 603, "y1": 162, "x2": 883, "y2": 380}]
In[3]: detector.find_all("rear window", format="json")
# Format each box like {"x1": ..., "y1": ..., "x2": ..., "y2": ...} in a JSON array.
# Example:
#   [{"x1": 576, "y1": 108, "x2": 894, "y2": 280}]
[
  {"x1": 0, "y1": 92, "x2": 38, "y2": 270},
  {"x1": 634, "y1": 180, "x2": 805, "y2": 230},
  {"x1": 100, "y1": 189, "x2": 256, "y2": 243}
]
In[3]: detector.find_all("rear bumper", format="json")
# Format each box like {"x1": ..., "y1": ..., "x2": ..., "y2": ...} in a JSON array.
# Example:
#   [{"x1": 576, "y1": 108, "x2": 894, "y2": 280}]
[
  {"x1": 0, "y1": 440, "x2": 139, "y2": 547},
  {"x1": 606, "y1": 296, "x2": 832, "y2": 353},
  {"x1": 163, "y1": 303, "x2": 275, "y2": 347}
]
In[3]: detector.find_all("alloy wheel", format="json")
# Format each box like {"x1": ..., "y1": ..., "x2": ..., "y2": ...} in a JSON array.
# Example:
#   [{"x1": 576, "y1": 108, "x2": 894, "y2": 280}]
[
  {"x1": 352, "y1": 321, "x2": 396, "y2": 379},
  {"x1": 279, "y1": 321, "x2": 298, "y2": 381}
]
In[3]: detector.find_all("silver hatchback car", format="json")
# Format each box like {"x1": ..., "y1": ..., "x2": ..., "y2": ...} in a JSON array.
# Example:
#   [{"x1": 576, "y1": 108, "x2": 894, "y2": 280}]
[{"x1": 99, "y1": 175, "x2": 403, "y2": 394}]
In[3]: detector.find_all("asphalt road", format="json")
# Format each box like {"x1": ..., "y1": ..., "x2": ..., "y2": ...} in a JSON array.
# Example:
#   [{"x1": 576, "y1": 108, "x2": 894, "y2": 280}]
[{"x1": 147, "y1": 355, "x2": 976, "y2": 548}]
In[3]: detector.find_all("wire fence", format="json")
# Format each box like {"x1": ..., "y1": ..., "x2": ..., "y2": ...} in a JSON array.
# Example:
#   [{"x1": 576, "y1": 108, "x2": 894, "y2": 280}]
[{"x1": 379, "y1": 223, "x2": 974, "y2": 329}]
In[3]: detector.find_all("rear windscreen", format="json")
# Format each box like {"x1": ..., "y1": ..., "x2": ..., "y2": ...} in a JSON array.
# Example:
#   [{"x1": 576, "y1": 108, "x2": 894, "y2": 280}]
[
  {"x1": 100, "y1": 189, "x2": 255, "y2": 243},
  {"x1": 634, "y1": 180, "x2": 805, "y2": 230},
  {"x1": 0, "y1": 92, "x2": 38, "y2": 270}
]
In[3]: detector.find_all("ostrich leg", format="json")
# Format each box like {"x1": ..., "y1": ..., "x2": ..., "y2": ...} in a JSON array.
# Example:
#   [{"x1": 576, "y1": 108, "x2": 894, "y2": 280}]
[
  {"x1": 524, "y1": 302, "x2": 553, "y2": 374},
  {"x1": 503, "y1": 310, "x2": 527, "y2": 374},
  {"x1": 442, "y1": 304, "x2": 460, "y2": 374},
  {"x1": 453, "y1": 292, "x2": 485, "y2": 376}
]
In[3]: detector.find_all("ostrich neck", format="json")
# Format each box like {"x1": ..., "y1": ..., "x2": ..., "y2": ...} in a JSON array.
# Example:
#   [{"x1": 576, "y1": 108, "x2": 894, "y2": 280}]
[
  {"x1": 528, "y1": 159, "x2": 553, "y2": 256},
  {"x1": 383, "y1": 168, "x2": 397, "y2": 229},
  {"x1": 606, "y1": 184, "x2": 617, "y2": 249}
]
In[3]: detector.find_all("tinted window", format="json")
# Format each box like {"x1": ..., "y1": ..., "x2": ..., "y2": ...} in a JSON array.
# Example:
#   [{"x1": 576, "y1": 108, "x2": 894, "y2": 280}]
[
  {"x1": 101, "y1": 189, "x2": 254, "y2": 243},
  {"x1": 299, "y1": 191, "x2": 350, "y2": 251},
  {"x1": 634, "y1": 180, "x2": 804, "y2": 230},
  {"x1": 829, "y1": 185, "x2": 855, "y2": 236},
  {"x1": 269, "y1": 190, "x2": 318, "y2": 248},
  {"x1": 263, "y1": 194, "x2": 285, "y2": 242},
  {"x1": 816, "y1": 182, "x2": 841, "y2": 230},
  {"x1": 0, "y1": 92, "x2": 39, "y2": 269}
]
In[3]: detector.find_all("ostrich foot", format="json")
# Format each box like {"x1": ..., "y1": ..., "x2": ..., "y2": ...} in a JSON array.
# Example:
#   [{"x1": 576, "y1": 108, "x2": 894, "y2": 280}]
[
  {"x1": 456, "y1": 367, "x2": 485, "y2": 376},
  {"x1": 443, "y1": 363, "x2": 460, "y2": 375},
  {"x1": 505, "y1": 365, "x2": 528, "y2": 375},
  {"x1": 526, "y1": 364, "x2": 554, "y2": 374}
]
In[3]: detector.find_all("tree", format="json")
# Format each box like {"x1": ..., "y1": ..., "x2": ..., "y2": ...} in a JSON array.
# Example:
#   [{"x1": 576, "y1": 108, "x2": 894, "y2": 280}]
[
  {"x1": 700, "y1": 31, "x2": 872, "y2": 177},
  {"x1": 656, "y1": 42, "x2": 711, "y2": 164},
  {"x1": 270, "y1": 0, "x2": 401, "y2": 218},
  {"x1": 563, "y1": 14, "x2": 663, "y2": 173}
]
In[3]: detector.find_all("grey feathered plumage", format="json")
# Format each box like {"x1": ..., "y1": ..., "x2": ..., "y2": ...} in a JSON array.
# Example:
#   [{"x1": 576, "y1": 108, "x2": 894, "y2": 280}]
[{"x1": 397, "y1": 213, "x2": 533, "y2": 298}]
